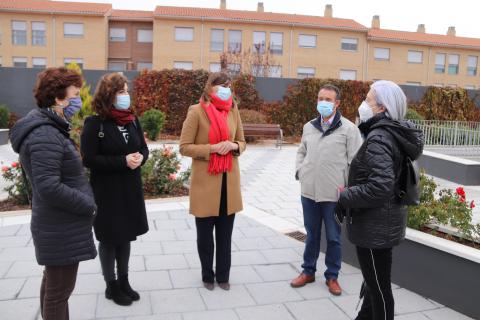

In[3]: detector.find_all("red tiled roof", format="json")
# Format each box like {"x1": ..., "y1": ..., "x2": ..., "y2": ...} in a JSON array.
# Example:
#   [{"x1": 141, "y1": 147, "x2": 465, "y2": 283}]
[
  {"x1": 0, "y1": 0, "x2": 112, "y2": 16},
  {"x1": 368, "y1": 28, "x2": 480, "y2": 50},
  {"x1": 154, "y1": 6, "x2": 367, "y2": 32},
  {"x1": 110, "y1": 9, "x2": 154, "y2": 20}
]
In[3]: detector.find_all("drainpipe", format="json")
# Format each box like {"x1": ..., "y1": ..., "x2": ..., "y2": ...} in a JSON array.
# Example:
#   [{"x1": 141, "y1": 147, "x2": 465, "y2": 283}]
[
  {"x1": 426, "y1": 47, "x2": 431, "y2": 85},
  {"x1": 52, "y1": 14, "x2": 56, "y2": 67},
  {"x1": 289, "y1": 24, "x2": 294, "y2": 78},
  {"x1": 200, "y1": 18, "x2": 204, "y2": 68}
]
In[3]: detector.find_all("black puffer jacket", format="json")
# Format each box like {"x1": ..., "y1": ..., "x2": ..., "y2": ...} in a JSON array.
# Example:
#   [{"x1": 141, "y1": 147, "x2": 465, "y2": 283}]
[
  {"x1": 10, "y1": 108, "x2": 97, "y2": 266},
  {"x1": 339, "y1": 113, "x2": 424, "y2": 249}
]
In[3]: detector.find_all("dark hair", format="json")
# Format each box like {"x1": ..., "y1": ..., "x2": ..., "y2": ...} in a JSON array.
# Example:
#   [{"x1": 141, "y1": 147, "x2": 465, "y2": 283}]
[
  {"x1": 201, "y1": 72, "x2": 234, "y2": 103},
  {"x1": 34, "y1": 67, "x2": 83, "y2": 108},
  {"x1": 319, "y1": 84, "x2": 341, "y2": 100},
  {"x1": 92, "y1": 73, "x2": 128, "y2": 118}
]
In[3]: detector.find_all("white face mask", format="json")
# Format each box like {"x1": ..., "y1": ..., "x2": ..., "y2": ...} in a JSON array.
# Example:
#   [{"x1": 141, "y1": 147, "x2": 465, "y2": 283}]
[{"x1": 358, "y1": 101, "x2": 374, "y2": 122}]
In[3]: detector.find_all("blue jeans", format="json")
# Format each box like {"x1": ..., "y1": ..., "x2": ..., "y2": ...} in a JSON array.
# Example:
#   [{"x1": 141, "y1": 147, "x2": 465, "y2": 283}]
[{"x1": 301, "y1": 196, "x2": 341, "y2": 279}]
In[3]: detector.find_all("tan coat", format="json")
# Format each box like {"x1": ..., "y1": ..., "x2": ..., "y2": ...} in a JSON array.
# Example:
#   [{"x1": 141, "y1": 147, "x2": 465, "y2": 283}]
[{"x1": 179, "y1": 103, "x2": 246, "y2": 217}]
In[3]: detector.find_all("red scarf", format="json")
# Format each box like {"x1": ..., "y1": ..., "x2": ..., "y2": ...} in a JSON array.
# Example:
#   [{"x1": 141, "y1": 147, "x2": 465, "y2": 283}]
[
  {"x1": 201, "y1": 94, "x2": 233, "y2": 175},
  {"x1": 110, "y1": 108, "x2": 135, "y2": 126}
]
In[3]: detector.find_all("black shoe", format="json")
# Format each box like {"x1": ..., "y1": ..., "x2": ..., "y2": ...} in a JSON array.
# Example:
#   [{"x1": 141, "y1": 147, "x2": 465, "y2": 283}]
[
  {"x1": 203, "y1": 282, "x2": 214, "y2": 291},
  {"x1": 105, "y1": 280, "x2": 133, "y2": 306},
  {"x1": 218, "y1": 282, "x2": 230, "y2": 291},
  {"x1": 118, "y1": 275, "x2": 140, "y2": 301}
]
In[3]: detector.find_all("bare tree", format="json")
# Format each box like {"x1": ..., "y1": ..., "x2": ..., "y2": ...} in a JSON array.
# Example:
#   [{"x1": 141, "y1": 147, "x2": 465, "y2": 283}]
[{"x1": 219, "y1": 44, "x2": 279, "y2": 77}]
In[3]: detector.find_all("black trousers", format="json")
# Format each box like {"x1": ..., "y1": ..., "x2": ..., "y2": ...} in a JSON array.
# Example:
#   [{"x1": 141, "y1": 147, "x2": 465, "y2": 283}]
[
  {"x1": 195, "y1": 173, "x2": 236, "y2": 283},
  {"x1": 355, "y1": 246, "x2": 394, "y2": 320},
  {"x1": 40, "y1": 263, "x2": 79, "y2": 320},
  {"x1": 98, "y1": 241, "x2": 131, "y2": 282}
]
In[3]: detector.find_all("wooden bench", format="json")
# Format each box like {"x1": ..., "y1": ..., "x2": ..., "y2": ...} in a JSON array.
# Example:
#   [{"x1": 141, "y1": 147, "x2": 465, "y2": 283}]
[{"x1": 243, "y1": 123, "x2": 283, "y2": 148}]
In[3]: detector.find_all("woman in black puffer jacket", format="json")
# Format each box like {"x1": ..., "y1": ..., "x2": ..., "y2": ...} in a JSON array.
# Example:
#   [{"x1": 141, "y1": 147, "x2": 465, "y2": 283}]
[
  {"x1": 337, "y1": 80, "x2": 424, "y2": 320},
  {"x1": 10, "y1": 67, "x2": 97, "y2": 320}
]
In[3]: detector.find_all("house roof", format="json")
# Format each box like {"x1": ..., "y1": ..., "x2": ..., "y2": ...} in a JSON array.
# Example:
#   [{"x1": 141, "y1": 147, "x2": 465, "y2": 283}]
[
  {"x1": 368, "y1": 28, "x2": 480, "y2": 50},
  {"x1": 154, "y1": 6, "x2": 367, "y2": 32},
  {"x1": 0, "y1": 0, "x2": 112, "y2": 16},
  {"x1": 109, "y1": 9, "x2": 154, "y2": 21}
]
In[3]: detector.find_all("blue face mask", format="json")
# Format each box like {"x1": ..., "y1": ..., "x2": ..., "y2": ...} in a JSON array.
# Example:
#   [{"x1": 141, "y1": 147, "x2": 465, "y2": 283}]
[
  {"x1": 114, "y1": 94, "x2": 131, "y2": 110},
  {"x1": 317, "y1": 101, "x2": 335, "y2": 118},
  {"x1": 216, "y1": 86, "x2": 232, "y2": 101},
  {"x1": 63, "y1": 97, "x2": 82, "y2": 120}
]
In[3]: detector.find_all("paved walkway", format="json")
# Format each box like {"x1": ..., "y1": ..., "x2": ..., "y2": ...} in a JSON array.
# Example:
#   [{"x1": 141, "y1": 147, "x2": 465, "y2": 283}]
[{"x1": 0, "y1": 144, "x2": 475, "y2": 319}]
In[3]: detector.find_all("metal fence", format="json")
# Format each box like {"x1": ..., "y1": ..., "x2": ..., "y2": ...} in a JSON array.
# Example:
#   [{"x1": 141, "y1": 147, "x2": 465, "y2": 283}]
[{"x1": 410, "y1": 120, "x2": 480, "y2": 158}]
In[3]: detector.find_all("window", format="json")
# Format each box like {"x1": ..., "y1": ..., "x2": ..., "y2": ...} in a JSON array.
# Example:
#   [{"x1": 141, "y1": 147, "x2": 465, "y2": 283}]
[
  {"x1": 433, "y1": 83, "x2": 443, "y2": 87},
  {"x1": 109, "y1": 28, "x2": 126, "y2": 42},
  {"x1": 64, "y1": 58, "x2": 83, "y2": 69},
  {"x1": 13, "y1": 57, "x2": 27, "y2": 68},
  {"x1": 136, "y1": 62, "x2": 152, "y2": 70},
  {"x1": 269, "y1": 65, "x2": 282, "y2": 78},
  {"x1": 108, "y1": 61, "x2": 127, "y2": 71},
  {"x1": 339, "y1": 69, "x2": 357, "y2": 80},
  {"x1": 12, "y1": 21, "x2": 27, "y2": 45},
  {"x1": 228, "y1": 30, "x2": 242, "y2": 53},
  {"x1": 297, "y1": 67, "x2": 315, "y2": 78},
  {"x1": 270, "y1": 32, "x2": 283, "y2": 55},
  {"x1": 210, "y1": 29, "x2": 224, "y2": 52},
  {"x1": 210, "y1": 63, "x2": 221, "y2": 72},
  {"x1": 227, "y1": 63, "x2": 241, "y2": 76},
  {"x1": 137, "y1": 29, "x2": 153, "y2": 43},
  {"x1": 299, "y1": 34, "x2": 316, "y2": 48},
  {"x1": 252, "y1": 65, "x2": 264, "y2": 77},
  {"x1": 374, "y1": 48, "x2": 390, "y2": 60},
  {"x1": 173, "y1": 61, "x2": 193, "y2": 70},
  {"x1": 64, "y1": 23, "x2": 84, "y2": 38},
  {"x1": 408, "y1": 51, "x2": 423, "y2": 64},
  {"x1": 32, "y1": 57, "x2": 46, "y2": 68},
  {"x1": 253, "y1": 31, "x2": 266, "y2": 54},
  {"x1": 435, "y1": 53, "x2": 446, "y2": 73},
  {"x1": 406, "y1": 81, "x2": 421, "y2": 86},
  {"x1": 448, "y1": 54, "x2": 459, "y2": 75},
  {"x1": 174, "y1": 27, "x2": 194, "y2": 42},
  {"x1": 467, "y1": 56, "x2": 477, "y2": 76},
  {"x1": 32, "y1": 22, "x2": 46, "y2": 46},
  {"x1": 465, "y1": 85, "x2": 476, "y2": 90},
  {"x1": 341, "y1": 38, "x2": 358, "y2": 51},
  {"x1": 447, "y1": 84, "x2": 457, "y2": 88}
]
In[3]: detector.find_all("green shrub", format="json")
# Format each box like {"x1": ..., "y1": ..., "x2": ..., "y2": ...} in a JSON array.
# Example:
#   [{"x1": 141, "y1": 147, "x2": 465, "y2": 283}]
[
  {"x1": 265, "y1": 78, "x2": 371, "y2": 136},
  {"x1": 408, "y1": 172, "x2": 480, "y2": 243},
  {"x1": 405, "y1": 108, "x2": 424, "y2": 121},
  {"x1": 140, "y1": 109, "x2": 166, "y2": 141},
  {"x1": 141, "y1": 147, "x2": 190, "y2": 196},
  {"x1": 0, "y1": 105, "x2": 10, "y2": 129},
  {"x1": 238, "y1": 109, "x2": 266, "y2": 124},
  {"x1": 1, "y1": 161, "x2": 30, "y2": 205}
]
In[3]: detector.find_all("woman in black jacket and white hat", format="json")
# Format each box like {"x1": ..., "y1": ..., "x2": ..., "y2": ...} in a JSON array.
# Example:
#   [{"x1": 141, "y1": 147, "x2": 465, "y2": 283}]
[
  {"x1": 337, "y1": 80, "x2": 424, "y2": 320},
  {"x1": 10, "y1": 67, "x2": 97, "y2": 320}
]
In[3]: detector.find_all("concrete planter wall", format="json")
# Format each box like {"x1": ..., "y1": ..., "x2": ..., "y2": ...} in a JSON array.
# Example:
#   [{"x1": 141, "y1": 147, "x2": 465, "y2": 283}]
[
  {"x1": 418, "y1": 150, "x2": 480, "y2": 186},
  {"x1": 0, "y1": 129, "x2": 9, "y2": 145},
  {"x1": 329, "y1": 226, "x2": 480, "y2": 319}
]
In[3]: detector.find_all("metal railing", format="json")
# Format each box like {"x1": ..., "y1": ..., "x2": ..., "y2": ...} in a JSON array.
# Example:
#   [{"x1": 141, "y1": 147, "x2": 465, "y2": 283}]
[{"x1": 410, "y1": 120, "x2": 480, "y2": 158}]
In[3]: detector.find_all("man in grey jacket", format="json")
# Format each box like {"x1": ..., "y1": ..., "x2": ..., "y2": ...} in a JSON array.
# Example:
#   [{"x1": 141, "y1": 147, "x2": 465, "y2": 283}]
[{"x1": 290, "y1": 84, "x2": 363, "y2": 296}]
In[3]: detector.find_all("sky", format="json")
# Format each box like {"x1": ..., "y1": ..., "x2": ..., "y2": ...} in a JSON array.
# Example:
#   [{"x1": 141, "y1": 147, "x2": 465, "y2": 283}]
[{"x1": 61, "y1": 0, "x2": 480, "y2": 38}]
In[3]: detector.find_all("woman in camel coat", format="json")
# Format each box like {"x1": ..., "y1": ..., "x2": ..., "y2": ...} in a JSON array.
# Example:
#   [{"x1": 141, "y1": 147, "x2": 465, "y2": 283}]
[{"x1": 180, "y1": 72, "x2": 246, "y2": 291}]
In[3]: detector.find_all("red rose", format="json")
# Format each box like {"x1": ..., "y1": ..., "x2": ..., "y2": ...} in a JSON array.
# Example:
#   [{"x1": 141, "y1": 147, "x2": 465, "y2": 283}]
[
  {"x1": 168, "y1": 173, "x2": 176, "y2": 181},
  {"x1": 459, "y1": 197, "x2": 465, "y2": 203},
  {"x1": 456, "y1": 187, "x2": 466, "y2": 197},
  {"x1": 470, "y1": 200, "x2": 476, "y2": 209},
  {"x1": 11, "y1": 162, "x2": 19, "y2": 168},
  {"x1": 1, "y1": 166, "x2": 9, "y2": 172}
]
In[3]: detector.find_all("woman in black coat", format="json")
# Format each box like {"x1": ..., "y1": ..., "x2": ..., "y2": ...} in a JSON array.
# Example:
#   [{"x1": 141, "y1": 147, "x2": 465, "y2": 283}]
[
  {"x1": 337, "y1": 80, "x2": 424, "y2": 320},
  {"x1": 10, "y1": 67, "x2": 97, "y2": 320},
  {"x1": 81, "y1": 73, "x2": 149, "y2": 306}
]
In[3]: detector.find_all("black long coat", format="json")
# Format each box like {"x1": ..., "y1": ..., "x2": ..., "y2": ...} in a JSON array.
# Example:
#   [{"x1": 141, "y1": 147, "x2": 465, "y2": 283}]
[
  {"x1": 10, "y1": 108, "x2": 97, "y2": 266},
  {"x1": 81, "y1": 115, "x2": 149, "y2": 244},
  {"x1": 339, "y1": 113, "x2": 424, "y2": 249}
]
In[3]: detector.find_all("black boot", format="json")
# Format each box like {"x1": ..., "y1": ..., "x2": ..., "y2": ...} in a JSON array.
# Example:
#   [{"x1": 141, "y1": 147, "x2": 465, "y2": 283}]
[
  {"x1": 118, "y1": 275, "x2": 140, "y2": 301},
  {"x1": 105, "y1": 280, "x2": 133, "y2": 306}
]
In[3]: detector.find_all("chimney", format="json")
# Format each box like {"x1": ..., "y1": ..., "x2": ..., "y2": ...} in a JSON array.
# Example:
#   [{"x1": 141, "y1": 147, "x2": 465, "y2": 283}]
[
  {"x1": 257, "y1": 2, "x2": 264, "y2": 12},
  {"x1": 324, "y1": 4, "x2": 333, "y2": 18},
  {"x1": 447, "y1": 26, "x2": 456, "y2": 36},
  {"x1": 220, "y1": 0, "x2": 226, "y2": 10},
  {"x1": 417, "y1": 24, "x2": 425, "y2": 33},
  {"x1": 372, "y1": 15, "x2": 380, "y2": 29}
]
